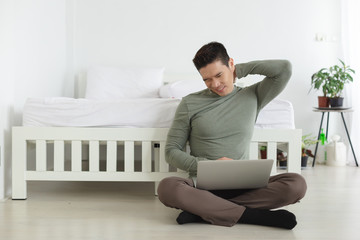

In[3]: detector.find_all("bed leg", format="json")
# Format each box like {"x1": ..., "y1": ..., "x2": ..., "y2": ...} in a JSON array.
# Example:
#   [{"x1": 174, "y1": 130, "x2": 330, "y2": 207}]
[
  {"x1": 12, "y1": 161, "x2": 27, "y2": 200},
  {"x1": 154, "y1": 181, "x2": 159, "y2": 196},
  {"x1": 12, "y1": 128, "x2": 27, "y2": 200}
]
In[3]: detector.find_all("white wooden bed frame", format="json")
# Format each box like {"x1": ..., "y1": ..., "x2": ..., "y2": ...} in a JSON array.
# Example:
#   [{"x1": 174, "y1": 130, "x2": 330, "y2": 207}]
[
  {"x1": 12, "y1": 74, "x2": 302, "y2": 199},
  {"x1": 12, "y1": 126, "x2": 302, "y2": 199}
]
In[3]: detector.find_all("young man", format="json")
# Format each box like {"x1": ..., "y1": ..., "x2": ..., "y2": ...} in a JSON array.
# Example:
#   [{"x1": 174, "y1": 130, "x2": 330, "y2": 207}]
[{"x1": 157, "y1": 42, "x2": 307, "y2": 229}]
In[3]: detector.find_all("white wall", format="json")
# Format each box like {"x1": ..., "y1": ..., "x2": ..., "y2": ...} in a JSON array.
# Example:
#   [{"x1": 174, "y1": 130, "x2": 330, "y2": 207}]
[
  {"x1": 0, "y1": 0, "x2": 68, "y2": 199},
  {"x1": 0, "y1": 0, "x2": 346, "y2": 199},
  {"x1": 73, "y1": 0, "x2": 343, "y2": 135},
  {"x1": 12, "y1": 0, "x2": 69, "y2": 116},
  {"x1": 0, "y1": 0, "x2": 15, "y2": 200}
]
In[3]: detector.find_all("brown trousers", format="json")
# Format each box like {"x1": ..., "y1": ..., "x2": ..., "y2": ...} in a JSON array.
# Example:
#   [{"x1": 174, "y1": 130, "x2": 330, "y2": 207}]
[{"x1": 157, "y1": 173, "x2": 307, "y2": 227}]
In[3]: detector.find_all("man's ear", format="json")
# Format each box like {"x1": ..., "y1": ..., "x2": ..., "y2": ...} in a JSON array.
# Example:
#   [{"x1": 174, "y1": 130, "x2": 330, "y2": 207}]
[
  {"x1": 229, "y1": 58, "x2": 236, "y2": 82},
  {"x1": 228, "y1": 58, "x2": 235, "y2": 71},
  {"x1": 229, "y1": 58, "x2": 235, "y2": 73}
]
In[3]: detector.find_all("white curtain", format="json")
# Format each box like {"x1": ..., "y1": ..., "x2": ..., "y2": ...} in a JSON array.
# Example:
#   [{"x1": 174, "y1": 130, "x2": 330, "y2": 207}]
[{"x1": 341, "y1": 0, "x2": 360, "y2": 166}]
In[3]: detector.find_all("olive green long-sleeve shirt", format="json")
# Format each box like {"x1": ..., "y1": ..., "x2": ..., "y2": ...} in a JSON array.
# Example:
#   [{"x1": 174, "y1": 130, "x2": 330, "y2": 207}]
[{"x1": 165, "y1": 60, "x2": 292, "y2": 177}]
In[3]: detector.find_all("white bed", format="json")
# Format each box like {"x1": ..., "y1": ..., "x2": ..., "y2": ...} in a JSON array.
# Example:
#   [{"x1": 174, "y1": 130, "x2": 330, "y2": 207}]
[{"x1": 12, "y1": 66, "x2": 302, "y2": 200}]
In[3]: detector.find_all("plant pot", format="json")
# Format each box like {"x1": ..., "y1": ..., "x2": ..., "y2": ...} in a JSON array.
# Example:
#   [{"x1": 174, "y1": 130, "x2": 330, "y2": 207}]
[
  {"x1": 329, "y1": 97, "x2": 344, "y2": 107},
  {"x1": 318, "y1": 96, "x2": 330, "y2": 108},
  {"x1": 301, "y1": 156, "x2": 309, "y2": 167},
  {"x1": 260, "y1": 149, "x2": 267, "y2": 159},
  {"x1": 279, "y1": 160, "x2": 287, "y2": 167}
]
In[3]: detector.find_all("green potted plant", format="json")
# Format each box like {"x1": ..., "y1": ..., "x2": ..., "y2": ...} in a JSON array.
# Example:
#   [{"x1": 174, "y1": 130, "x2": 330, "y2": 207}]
[
  {"x1": 260, "y1": 146, "x2": 267, "y2": 159},
  {"x1": 310, "y1": 68, "x2": 331, "y2": 107},
  {"x1": 301, "y1": 133, "x2": 319, "y2": 167},
  {"x1": 311, "y1": 59, "x2": 355, "y2": 108},
  {"x1": 326, "y1": 59, "x2": 355, "y2": 107}
]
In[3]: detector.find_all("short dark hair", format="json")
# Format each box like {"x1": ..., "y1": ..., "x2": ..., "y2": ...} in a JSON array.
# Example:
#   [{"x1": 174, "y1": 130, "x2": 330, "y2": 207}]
[{"x1": 192, "y1": 42, "x2": 230, "y2": 70}]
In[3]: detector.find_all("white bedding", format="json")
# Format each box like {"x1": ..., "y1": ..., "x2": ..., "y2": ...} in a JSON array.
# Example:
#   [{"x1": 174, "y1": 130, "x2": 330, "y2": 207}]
[
  {"x1": 23, "y1": 97, "x2": 295, "y2": 129},
  {"x1": 23, "y1": 98, "x2": 181, "y2": 128},
  {"x1": 255, "y1": 98, "x2": 295, "y2": 129}
]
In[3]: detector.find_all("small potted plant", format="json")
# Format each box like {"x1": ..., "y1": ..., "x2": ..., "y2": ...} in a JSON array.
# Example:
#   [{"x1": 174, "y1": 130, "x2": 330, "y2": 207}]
[
  {"x1": 260, "y1": 146, "x2": 267, "y2": 159},
  {"x1": 259, "y1": 146, "x2": 287, "y2": 167},
  {"x1": 310, "y1": 68, "x2": 331, "y2": 107},
  {"x1": 311, "y1": 59, "x2": 355, "y2": 108},
  {"x1": 326, "y1": 59, "x2": 355, "y2": 107},
  {"x1": 301, "y1": 133, "x2": 319, "y2": 167}
]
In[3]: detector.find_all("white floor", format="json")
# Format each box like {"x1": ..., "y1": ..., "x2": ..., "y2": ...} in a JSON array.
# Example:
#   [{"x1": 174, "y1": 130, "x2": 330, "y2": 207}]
[{"x1": 1, "y1": 165, "x2": 360, "y2": 240}]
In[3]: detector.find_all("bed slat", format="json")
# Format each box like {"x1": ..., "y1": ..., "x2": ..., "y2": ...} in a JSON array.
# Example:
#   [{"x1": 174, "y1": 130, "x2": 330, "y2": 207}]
[
  {"x1": 71, "y1": 141, "x2": 82, "y2": 171},
  {"x1": 142, "y1": 141, "x2": 152, "y2": 172},
  {"x1": 89, "y1": 141, "x2": 99, "y2": 172},
  {"x1": 54, "y1": 140, "x2": 64, "y2": 171},
  {"x1": 159, "y1": 141, "x2": 168, "y2": 172},
  {"x1": 249, "y1": 142, "x2": 259, "y2": 159},
  {"x1": 106, "y1": 141, "x2": 117, "y2": 172},
  {"x1": 125, "y1": 141, "x2": 134, "y2": 172},
  {"x1": 267, "y1": 142, "x2": 277, "y2": 174},
  {"x1": 36, "y1": 140, "x2": 46, "y2": 171}
]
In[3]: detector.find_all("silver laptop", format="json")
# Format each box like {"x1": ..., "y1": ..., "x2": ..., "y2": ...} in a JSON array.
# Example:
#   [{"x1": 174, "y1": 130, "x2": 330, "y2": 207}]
[{"x1": 196, "y1": 159, "x2": 274, "y2": 190}]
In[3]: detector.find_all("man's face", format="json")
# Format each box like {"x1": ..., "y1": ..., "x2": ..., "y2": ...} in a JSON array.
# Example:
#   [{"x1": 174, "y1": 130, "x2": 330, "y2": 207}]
[{"x1": 199, "y1": 59, "x2": 235, "y2": 96}]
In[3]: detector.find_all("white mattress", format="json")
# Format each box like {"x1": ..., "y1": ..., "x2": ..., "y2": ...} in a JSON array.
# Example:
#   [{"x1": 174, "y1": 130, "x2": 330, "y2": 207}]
[
  {"x1": 23, "y1": 98, "x2": 181, "y2": 128},
  {"x1": 23, "y1": 97, "x2": 295, "y2": 129}
]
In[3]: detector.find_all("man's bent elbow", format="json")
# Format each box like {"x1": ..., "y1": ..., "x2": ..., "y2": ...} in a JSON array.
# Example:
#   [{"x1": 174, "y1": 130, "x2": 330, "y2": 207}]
[{"x1": 281, "y1": 60, "x2": 292, "y2": 80}]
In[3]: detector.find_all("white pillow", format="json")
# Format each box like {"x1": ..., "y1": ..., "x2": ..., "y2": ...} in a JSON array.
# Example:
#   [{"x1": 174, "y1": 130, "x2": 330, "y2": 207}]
[
  {"x1": 85, "y1": 66, "x2": 164, "y2": 99},
  {"x1": 159, "y1": 79, "x2": 206, "y2": 99}
]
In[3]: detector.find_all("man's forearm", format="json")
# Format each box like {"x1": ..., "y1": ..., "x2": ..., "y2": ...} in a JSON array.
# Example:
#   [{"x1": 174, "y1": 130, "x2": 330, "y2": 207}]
[{"x1": 235, "y1": 60, "x2": 292, "y2": 80}]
